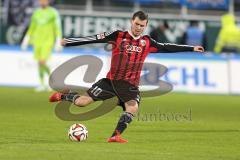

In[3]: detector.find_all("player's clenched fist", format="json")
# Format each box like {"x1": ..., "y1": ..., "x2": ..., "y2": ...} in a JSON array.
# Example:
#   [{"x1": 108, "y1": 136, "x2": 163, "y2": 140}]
[{"x1": 194, "y1": 46, "x2": 204, "y2": 52}]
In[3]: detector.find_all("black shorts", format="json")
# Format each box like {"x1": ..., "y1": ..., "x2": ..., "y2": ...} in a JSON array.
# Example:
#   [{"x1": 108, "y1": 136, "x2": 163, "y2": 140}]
[{"x1": 87, "y1": 78, "x2": 141, "y2": 110}]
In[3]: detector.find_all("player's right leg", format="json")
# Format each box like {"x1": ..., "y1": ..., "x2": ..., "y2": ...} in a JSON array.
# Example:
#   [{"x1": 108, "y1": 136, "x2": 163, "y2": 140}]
[
  {"x1": 49, "y1": 91, "x2": 94, "y2": 107},
  {"x1": 49, "y1": 78, "x2": 115, "y2": 107}
]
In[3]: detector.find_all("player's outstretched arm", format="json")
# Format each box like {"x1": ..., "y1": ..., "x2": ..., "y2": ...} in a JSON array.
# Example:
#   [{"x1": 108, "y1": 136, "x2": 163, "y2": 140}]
[
  {"x1": 61, "y1": 35, "x2": 102, "y2": 47},
  {"x1": 149, "y1": 37, "x2": 204, "y2": 53},
  {"x1": 61, "y1": 30, "x2": 119, "y2": 47}
]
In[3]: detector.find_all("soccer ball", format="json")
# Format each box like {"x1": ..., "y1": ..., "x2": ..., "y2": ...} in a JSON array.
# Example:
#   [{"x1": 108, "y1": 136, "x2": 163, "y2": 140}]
[{"x1": 68, "y1": 123, "x2": 88, "y2": 142}]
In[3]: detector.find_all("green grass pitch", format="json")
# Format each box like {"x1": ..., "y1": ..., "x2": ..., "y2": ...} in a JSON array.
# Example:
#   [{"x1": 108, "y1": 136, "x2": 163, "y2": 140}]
[{"x1": 0, "y1": 87, "x2": 239, "y2": 160}]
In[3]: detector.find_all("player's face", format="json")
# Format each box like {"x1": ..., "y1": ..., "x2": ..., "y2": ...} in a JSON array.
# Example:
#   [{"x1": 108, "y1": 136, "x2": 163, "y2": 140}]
[
  {"x1": 39, "y1": 0, "x2": 49, "y2": 8},
  {"x1": 131, "y1": 17, "x2": 148, "y2": 37}
]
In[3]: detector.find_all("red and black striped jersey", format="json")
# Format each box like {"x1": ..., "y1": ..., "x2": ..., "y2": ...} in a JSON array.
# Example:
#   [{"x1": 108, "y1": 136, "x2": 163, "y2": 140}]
[{"x1": 64, "y1": 30, "x2": 194, "y2": 86}]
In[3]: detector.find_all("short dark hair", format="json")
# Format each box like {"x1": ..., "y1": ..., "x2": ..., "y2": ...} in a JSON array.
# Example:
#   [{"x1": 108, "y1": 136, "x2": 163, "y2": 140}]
[{"x1": 132, "y1": 11, "x2": 148, "y2": 23}]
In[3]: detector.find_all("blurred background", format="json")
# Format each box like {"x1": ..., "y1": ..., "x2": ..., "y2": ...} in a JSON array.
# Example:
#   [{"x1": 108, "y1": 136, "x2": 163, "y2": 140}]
[
  {"x1": 0, "y1": 0, "x2": 240, "y2": 95},
  {"x1": 0, "y1": 1, "x2": 240, "y2": 159}
]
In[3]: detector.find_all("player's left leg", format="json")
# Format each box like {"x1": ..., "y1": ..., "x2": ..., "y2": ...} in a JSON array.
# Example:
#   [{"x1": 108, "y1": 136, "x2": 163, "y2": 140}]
[
  {"x1": 107, "y1": 80, "x2": 140, "y2": 143},
  {"x1": 107, "y1": 100, "x2": 138, "y2": 143}
]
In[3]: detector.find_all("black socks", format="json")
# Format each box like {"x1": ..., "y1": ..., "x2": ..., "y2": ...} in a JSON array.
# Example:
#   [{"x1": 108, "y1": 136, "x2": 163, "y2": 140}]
[
  {"x1": 111, "y1": 112, "x2": 134, "y2": 137},
  {"x1": 61, "y1": 92, "x2": 80, "y2": 104}
]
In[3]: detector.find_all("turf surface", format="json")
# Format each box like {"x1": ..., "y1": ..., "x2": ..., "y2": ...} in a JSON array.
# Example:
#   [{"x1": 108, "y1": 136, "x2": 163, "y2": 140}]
[{"x1": 0, "y1": 87, "x2": 239, "y2": 160}]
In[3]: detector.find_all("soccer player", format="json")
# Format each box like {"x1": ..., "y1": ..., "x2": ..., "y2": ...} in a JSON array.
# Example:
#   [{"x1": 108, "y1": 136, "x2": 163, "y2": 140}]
[
  {"x1": 49, "y1": 11, "x2": 204, "y2": 143},
  {"x1": 21, "y1": 0, "x2": 62, "y2": 92}
]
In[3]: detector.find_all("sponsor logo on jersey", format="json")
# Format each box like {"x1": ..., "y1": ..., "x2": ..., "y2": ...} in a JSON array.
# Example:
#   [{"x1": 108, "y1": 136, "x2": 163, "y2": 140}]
[{"x1": 125, "y1": 44, "x2": 142, "y2": 53}]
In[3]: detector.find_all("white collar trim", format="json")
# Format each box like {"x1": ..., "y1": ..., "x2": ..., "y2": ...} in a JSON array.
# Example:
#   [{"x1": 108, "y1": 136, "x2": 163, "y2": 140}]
[{"x1": 128, "y1": 30, "x2": 141, "y2": 40}]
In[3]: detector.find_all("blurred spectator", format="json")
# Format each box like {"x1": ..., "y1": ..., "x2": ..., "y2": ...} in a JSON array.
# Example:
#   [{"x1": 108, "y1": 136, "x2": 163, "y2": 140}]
[
  {"x1": 214, "y1": 14, "x2": 240, "y2": 53},
  {"x1": 150, "y1": 21, "x2": 174, "y2": 43},
  {"x1": 3, "y1": 0, "x2": 38, "y2": 26},
  {"x1": 2, "y1": 0, "x2": 56, "y2": 44},
  {"x1": 3, "y1": 0, "x2": 56, "y2": 26},
  {"x1": 181, "y1": 20, "x2": 206, "y2": 48}
]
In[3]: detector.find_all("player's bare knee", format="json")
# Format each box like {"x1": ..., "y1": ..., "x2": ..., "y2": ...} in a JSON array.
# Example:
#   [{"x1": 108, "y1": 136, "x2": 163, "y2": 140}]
[
  {"x1": 125, "y1": 100, "x2": 138, "y2": 114},
  {"x1": 131, "y1": 106, "x2": 139, "y2": 114},
  {"x1": 126, "y1": 100, "x2": 137, "y2": 106}
]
